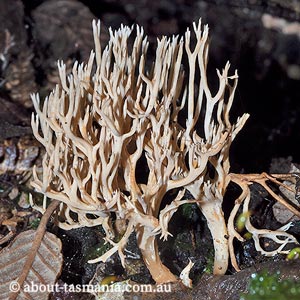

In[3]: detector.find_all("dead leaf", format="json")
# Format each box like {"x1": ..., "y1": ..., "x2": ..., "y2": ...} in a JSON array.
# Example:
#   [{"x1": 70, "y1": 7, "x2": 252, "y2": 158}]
[{"x1": 0, "y1": 230, "x2": 63, "y2": 300}]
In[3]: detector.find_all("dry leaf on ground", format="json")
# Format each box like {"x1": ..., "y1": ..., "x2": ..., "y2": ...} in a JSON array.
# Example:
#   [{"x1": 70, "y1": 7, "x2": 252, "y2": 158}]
[{"x1": 0, "y1": 230, "x2": 63, "y2": 300}]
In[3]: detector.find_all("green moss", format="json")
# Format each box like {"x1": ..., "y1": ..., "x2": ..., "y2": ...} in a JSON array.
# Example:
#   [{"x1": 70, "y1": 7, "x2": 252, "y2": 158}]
[
  {"x1": 29, "y1": 217, "x2": 41, "y2": 229},
  {"x1": 83, "y1": 240, "x2": 112, "y2": 262},
  {"x1": 287, "y1": 247, "x2": 300, "y2": 260},
  {"x1": 203, "y1": 250, "x2": 214, "y2": 274},
  {"x1": 240, "y1": 270, "x2": 300, "y2": 300}
]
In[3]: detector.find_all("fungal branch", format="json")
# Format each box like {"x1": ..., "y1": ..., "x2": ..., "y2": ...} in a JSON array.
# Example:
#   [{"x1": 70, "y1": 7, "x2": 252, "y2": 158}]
[
  {"x1": 181, "y1": 22, "x2": 249, "y2": 274},
  {"x1": 228, "y1": 173, "x2": 300, "y2": 271}
]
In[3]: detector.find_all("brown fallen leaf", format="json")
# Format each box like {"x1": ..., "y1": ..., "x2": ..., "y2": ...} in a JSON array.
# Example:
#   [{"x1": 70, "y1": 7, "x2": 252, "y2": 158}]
[{"x1": 0, "y1": 200, "x2": 63, "y2": 300}]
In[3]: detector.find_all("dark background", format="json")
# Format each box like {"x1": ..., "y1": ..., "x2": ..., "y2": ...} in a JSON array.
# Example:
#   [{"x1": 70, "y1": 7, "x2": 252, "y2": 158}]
[{"x1": 2, "y1": 0, "x2": 300, "y2": 173}]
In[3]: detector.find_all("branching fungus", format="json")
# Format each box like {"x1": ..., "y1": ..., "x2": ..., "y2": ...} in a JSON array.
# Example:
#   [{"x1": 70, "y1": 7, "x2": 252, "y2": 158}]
[{"x1": 30, "y1": 19, "x2": 299, "y2": 284}]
